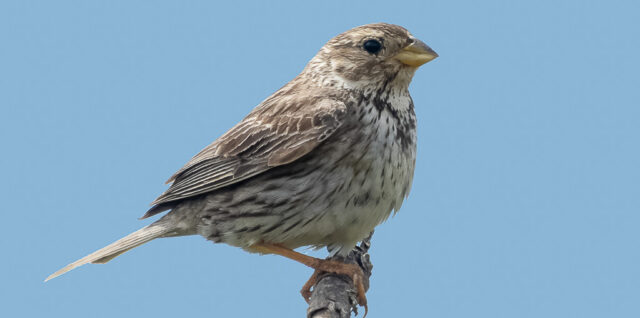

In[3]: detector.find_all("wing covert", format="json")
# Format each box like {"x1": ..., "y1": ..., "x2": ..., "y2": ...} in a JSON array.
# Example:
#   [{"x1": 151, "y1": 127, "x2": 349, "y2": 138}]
[{"x1": 142, "y1": 98, "x2": 346, "y2": 218}]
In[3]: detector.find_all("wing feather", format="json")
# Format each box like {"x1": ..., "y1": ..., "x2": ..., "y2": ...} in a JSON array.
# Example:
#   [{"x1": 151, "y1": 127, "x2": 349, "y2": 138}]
[{"x1": 142, "y1": 97, "x2": 346, "y2": 218}]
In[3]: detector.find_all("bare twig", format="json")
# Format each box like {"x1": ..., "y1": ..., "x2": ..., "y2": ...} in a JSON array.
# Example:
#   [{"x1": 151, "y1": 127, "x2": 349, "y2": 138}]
[{"x1": 306, "y1": 232, "x2": 374, "y2": 318}]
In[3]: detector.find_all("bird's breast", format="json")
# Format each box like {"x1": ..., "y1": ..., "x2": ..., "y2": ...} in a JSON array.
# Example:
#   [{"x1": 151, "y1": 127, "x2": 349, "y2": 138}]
[
  {"x1": 307, "y1": 92, "x2": 417, "y2": 250},
  {"x1": 349, "y1": 93, "x2": 417, "y2": 216}
]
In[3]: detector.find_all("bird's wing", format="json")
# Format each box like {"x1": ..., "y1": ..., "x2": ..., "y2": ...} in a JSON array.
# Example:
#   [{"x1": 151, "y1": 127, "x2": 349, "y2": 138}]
[{"x1": 142, "y1": 98, "x2": 346, "y2": 218}]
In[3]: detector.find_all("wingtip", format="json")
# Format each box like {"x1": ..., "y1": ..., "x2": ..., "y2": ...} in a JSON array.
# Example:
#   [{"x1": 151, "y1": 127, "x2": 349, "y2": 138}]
[{"x1": 140, "y1": 204, "x2": 172, "y2": 220}]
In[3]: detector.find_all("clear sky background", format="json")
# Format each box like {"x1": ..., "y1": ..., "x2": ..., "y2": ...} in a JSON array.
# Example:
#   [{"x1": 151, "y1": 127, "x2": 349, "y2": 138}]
[{"x1": 1, "y1": 1, "x2": 638, "y2": 317}]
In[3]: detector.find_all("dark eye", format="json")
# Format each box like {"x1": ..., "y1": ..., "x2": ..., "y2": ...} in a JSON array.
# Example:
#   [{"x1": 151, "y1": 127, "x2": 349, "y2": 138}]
[{"x1": 363, "y1": 39, "x2": 382, "y2": 54}]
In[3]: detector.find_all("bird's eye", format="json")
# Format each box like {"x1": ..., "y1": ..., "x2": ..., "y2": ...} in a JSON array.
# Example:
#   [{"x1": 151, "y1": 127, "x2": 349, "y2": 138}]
[{"x1": 363, "y1": 39, "x2": 382, "y2": 54}]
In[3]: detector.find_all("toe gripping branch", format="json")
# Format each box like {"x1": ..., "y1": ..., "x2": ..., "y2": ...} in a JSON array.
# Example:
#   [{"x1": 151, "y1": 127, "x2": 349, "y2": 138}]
[{"x1": 306, "y1": 232, "x2": 374, "y2": 318}]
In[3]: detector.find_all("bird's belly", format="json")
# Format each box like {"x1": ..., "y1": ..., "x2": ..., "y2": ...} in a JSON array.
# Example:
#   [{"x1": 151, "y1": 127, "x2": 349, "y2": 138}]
[{"x1": 277, "y1": 113, "x2": 416, "y2": 252}]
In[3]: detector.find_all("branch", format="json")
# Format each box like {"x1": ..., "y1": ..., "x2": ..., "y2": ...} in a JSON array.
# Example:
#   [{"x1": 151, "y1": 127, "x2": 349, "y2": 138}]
[{"x1": 306, "y1": 232, "x2": 374, "y2": 318}]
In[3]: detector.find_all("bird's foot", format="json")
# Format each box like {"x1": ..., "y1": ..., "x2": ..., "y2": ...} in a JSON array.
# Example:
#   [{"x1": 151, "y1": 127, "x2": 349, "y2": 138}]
[
  {"x1": 250, "y1": 243, "x2": 368, "y2": 316},
  {"x1": 301, "y1": 259, "x2": 368, "y2": 316}
]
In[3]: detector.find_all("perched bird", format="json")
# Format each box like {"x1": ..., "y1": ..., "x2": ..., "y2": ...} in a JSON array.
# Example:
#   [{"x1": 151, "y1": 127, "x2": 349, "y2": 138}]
[{"x1": 46, "y1": 23, "x2": 437, "y2": 312}]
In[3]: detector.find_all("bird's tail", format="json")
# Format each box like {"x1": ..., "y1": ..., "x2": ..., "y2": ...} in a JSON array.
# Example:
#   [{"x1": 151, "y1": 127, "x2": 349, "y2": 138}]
[{"x1": 45, "y1": 221, "x2": 173, "y2": 282}]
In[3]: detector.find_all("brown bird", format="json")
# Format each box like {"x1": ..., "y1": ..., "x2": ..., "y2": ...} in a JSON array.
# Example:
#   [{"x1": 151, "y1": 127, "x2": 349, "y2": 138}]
[{"x1": 46, "y1": 23, "x2": 437, "y2": 313}]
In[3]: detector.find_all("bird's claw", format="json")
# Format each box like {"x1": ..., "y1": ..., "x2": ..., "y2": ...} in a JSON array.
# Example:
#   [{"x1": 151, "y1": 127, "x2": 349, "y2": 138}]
[{"x1": 300, "y1": 262, "x2": 368, "y2": 316}]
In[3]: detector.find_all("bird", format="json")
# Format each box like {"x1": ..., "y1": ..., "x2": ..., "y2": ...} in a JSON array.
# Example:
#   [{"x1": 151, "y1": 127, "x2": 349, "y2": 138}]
[{"x1": 46, "y1": 23, "x2": 437, "y2": 313}]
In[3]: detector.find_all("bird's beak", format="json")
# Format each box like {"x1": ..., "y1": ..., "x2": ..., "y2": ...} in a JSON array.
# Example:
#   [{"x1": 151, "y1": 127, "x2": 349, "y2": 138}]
[{"x1": 394, "y1": 38, "x2": 438, "y2": 67}]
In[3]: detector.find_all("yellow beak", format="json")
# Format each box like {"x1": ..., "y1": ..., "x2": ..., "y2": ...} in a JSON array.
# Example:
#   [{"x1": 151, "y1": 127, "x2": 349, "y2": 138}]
[{"x1": 395, "y1": 38, "x2": 438, "y2": 67}]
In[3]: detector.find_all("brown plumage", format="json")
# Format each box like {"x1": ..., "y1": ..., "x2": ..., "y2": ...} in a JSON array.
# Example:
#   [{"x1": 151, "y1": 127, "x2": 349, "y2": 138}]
[{"x1": 47, "y1": 23, "x2": 437, "y2": 313}]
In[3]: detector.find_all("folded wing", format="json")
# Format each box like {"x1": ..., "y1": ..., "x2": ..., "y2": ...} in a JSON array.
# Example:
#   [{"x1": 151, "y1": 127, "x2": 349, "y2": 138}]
[{"x1": 142, "y1": 98, "x2": 346, "y2": 219}]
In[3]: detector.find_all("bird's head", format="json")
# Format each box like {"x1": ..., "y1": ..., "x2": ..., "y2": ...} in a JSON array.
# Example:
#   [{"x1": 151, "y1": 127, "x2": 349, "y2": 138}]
[{"x1": 305, "y1": 23, "x2": 438, "y2": 90}]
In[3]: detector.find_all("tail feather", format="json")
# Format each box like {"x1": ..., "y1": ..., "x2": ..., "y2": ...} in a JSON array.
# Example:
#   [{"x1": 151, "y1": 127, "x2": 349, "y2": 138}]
[{"x1": 45, "y1": 222, "x2": 172, "y2": 282}]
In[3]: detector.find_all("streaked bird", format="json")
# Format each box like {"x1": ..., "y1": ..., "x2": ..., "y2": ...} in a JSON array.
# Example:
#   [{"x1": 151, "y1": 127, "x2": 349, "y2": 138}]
[{"x1": 46, "y1": 23, "x2": 437, "y2": 313}]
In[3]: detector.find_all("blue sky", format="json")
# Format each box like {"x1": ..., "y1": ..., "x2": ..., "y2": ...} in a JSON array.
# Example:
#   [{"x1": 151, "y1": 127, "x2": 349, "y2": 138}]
[{"x1": 1, "y1": 0, "x2": 638, "y2": 317}]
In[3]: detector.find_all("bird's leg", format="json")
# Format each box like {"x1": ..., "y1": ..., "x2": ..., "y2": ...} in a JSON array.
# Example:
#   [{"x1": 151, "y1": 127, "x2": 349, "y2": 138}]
[{"x1": 251, "y1": 243, "x2": 368, "y2": 312}]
